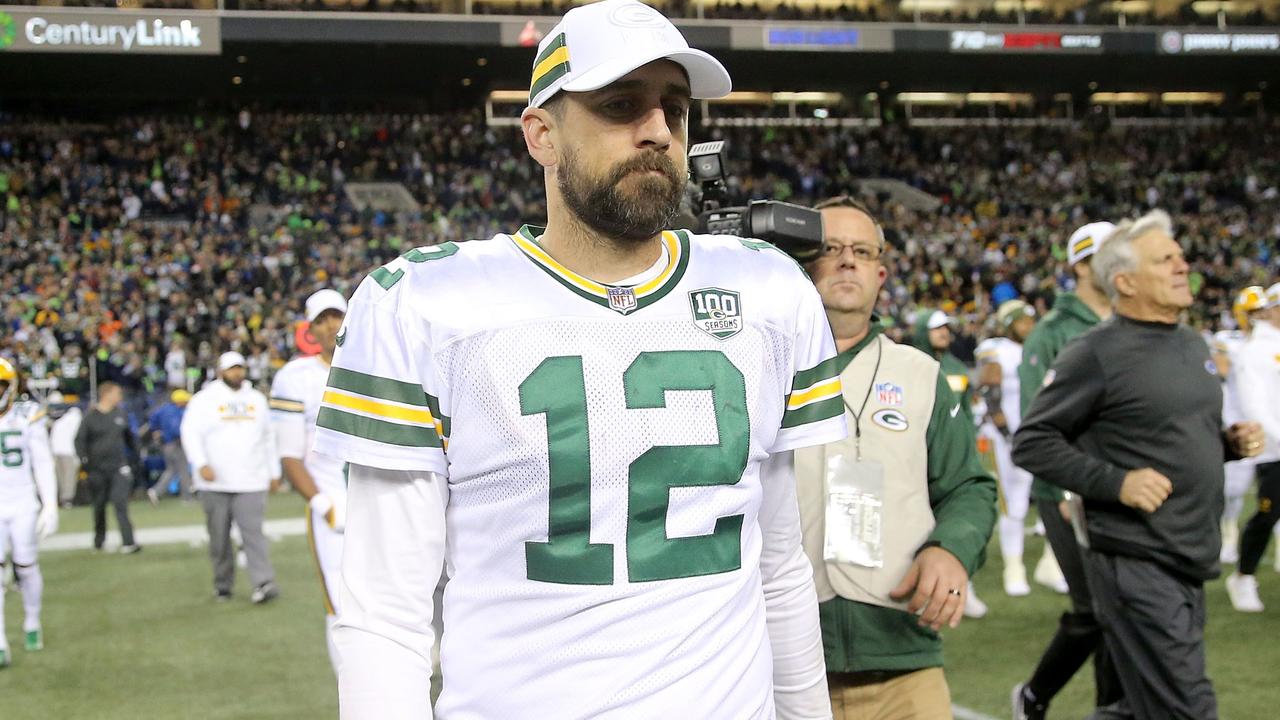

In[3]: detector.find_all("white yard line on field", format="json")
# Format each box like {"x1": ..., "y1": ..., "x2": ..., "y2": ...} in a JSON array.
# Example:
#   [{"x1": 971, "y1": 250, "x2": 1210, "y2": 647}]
[
  {"x1": 40, "y1": 517, "x2": 306, "y2": 552},
  {"x1": 953, "y1": 703, "x2": 1000, "y2": 720}
]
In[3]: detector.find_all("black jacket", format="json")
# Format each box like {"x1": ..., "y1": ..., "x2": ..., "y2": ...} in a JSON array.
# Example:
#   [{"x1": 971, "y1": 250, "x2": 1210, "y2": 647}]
[
  {"x1": 1013, "y1": 315, "x2": 1238, "y2": 582},
  {"x1": 74, "y1": 406, "x2": 137, "y2": 475}
]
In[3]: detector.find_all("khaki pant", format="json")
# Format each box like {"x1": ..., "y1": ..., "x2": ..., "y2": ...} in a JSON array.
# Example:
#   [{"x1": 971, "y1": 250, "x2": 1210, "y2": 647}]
[{"x1": 829, "y1": 667, "x2": 952, "y2": 720}]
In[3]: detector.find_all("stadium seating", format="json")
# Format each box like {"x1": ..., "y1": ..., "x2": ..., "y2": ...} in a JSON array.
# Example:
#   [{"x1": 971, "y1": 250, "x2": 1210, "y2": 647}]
[{"x1": 0, "y1": 110, "x2": 1276, "y2": 392}]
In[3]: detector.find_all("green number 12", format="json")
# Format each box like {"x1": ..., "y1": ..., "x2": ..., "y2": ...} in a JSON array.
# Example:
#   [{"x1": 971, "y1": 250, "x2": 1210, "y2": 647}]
[{"x1": 519, "y1": 350, "x2": 749, "y2": 585}]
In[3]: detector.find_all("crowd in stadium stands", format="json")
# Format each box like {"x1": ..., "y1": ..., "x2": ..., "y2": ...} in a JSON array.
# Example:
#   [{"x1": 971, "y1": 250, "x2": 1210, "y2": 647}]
[
  {"x1": 0, "y1": 110, "x2": 1276, "y2": 407},
  {"x1": 6, "y1": 0, "x2": 1279, "y2": 26}
]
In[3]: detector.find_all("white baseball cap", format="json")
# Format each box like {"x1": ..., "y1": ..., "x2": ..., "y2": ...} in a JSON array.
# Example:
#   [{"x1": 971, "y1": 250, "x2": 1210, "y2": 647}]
[
  {"x1": 527, "y1": 0, "x2": 732, "y2": 109},
  {"x1": 997, "y1": 299, "x2": 1035, "y2": 328},
  {"x1": 218, "y1": 351, "x2": 247, "y2": 372},
  {"x1": 1266, "y1": 282, "x2": 1280, "y2": 308},
  {"x1": 926, "y1": 310, "x2": 952, "y2": 330},
  {"x1": 305, "y1": 289, "x2": 348, "y2": 322},
  {"x1": 1067, "y1": 221, "x2": 1116, "y2": 266}
]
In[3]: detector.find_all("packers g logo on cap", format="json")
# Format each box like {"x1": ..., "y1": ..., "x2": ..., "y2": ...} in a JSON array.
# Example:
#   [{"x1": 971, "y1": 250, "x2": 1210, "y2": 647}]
[{"x1": 608, "y1": 2, "x2": 668, "y2": 27}]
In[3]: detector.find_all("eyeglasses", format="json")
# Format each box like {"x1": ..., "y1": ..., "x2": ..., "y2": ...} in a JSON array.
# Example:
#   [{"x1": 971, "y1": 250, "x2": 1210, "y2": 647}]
[{"x1": 821, "y1": 242, "x2": 883, "y2": 262}]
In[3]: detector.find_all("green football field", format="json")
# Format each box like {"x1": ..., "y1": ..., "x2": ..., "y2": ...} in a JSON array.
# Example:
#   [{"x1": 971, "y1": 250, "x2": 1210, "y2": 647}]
[{"x1": 3, "y1": 496, "x2": 1279, "y2": 719}]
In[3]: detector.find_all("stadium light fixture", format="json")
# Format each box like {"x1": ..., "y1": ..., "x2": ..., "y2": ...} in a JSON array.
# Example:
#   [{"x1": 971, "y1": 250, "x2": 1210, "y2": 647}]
[
  {"x1": 896, "y1": 92, "x2": 965, "y2": 105},
  {"x1": 1160, "y1": 92, "x2": 1225, "y2": 105},
  {"x1": 488, "y1": 90, "x2": 531, "y2": 104},
  {"x1": 771, "y1": 92, "x2": 843, "y2": 105},
  {"x1": 965, "y1": 93, "x2": 1034, "y2": 105},
  {"x1": 1090, "y1": 92, "x2": 1154, "y2": 104},
  {"x1": 1190, "y1": 1, "x2": 1239, "y2": 14},
  {"x1": 900, "y1": 0, "x2": 961, "y2": 10},
  {"x1": 1106, "y1": 0, "x2": 1151, "y2": 13},
  {"x1": 993, "y1": 0, "x2": 1045, "y2": 10},
  {"x1": 706, "y1": 92, "x2": 774, "y2": 105}
]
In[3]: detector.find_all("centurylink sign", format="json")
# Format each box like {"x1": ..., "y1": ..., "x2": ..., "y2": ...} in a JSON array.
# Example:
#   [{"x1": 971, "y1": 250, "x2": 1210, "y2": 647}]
[{"x1": 0, "y1": 9, "x2": 220, "y2": 55}]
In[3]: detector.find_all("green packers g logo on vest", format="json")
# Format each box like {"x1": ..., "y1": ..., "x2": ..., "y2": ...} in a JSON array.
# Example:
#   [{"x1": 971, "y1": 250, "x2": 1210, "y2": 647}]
[{"x1": 0, "y1": 13, "x2": 17, "y2": 50}]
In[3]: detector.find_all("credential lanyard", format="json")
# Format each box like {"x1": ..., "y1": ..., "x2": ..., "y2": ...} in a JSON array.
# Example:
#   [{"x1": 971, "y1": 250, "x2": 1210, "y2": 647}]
[{"x1": 841, "y1": 335, "x2": 884, "y2": 461}]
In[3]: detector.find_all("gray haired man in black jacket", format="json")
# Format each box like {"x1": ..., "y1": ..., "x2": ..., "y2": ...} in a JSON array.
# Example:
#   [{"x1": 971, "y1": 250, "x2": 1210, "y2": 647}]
[{"x1": 1013, "y1": 210, "x2": 1264, "y2": 720}]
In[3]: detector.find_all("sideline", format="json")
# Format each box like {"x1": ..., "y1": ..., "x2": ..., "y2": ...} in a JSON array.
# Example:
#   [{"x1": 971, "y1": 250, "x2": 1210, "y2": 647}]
[{"x1": 41, "y1": 517, "x2": 307, "y2": 552}]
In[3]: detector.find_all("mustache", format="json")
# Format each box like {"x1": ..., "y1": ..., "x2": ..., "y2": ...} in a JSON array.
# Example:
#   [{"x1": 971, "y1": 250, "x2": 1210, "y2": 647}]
[{"x1": 606, "y1": 151, "x2": 681, "y2": 186}]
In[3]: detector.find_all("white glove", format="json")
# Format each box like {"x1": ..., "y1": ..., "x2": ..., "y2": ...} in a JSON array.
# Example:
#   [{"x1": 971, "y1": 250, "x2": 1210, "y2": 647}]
[
  {"x1": 309, "y1": 493, "x2": 346, "y2": 533},
  {"x1": 36, "y1": 505, "x2": 59, "y2": 539}
]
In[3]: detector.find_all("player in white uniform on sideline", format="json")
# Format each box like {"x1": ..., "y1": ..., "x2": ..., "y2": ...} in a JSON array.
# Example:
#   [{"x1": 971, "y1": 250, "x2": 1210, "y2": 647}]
[
  {"x1": 1214, "y1": 286, "x2": 1280, "y2": 566},
  {"x1": 977, "y1": 299, "x2": 1066, "y2": 597},
  {"x1": 0, "y1": 358, "x2": 58, "y2": 668},
  {"x1": 314, "y1": 3, "x2": 846, "y2": 718},
  {"x1": 270, "y1": 289, "x2": 349, "y2": 674}
]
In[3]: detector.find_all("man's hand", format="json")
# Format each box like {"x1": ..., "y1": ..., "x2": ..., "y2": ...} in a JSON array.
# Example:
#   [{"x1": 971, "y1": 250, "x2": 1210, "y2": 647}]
[
  {"x1": 889, "y1": 546, "x2": 970, "y2": 631},
  {"x1": 199, "y1": 465, "x2": 216, "y2": 483},
  {"x1": 36, "y1": 506, "x2": 59, "y2": 539},
  {"x1": 1118, "y1": 468, "x2": 1172, "y2": 513},
  {"x1": 309, "y1": 493, "x2": 346, "y2": 533},
  {"x1": 1058, "y1": 500, "x2": 1071, "y2": 522},
  {"x1": 1227, "y1": 422, "x2": 1266, "y2": 458}
]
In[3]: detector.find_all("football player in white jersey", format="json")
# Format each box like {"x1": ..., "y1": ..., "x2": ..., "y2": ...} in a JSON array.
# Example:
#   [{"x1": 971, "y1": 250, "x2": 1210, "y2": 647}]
[
  {"x1": 270, "y1": 289, "x2": 349, "y2": 675},
  {"x1": 976, "y1": 300, "x2": 1064, "y2": 597},
  {"x1": 0, "y1": 358, "x2": 57, "y2": 668},
  {"x1": 1214, "y1": 287, "x2": 1261, "y2": 563},
  {"x1": 1214, "y1": 286, "x2": 1279, "y2": 566},
  {"x1": 315, "y1": 2, "x2": 846, "y2": 718}
]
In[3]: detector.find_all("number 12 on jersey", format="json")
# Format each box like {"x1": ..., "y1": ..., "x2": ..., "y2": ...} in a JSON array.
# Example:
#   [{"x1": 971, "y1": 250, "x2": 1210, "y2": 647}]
[{"x1": 519, "y1": 350, "x2": 750, "y2": 585}]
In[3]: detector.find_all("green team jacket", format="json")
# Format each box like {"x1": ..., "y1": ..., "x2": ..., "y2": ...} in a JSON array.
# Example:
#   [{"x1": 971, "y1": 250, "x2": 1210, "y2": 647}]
[
  {"x1": 820, "y1": 322, "x2": 998, "y2": 672},
  {"x1": 908, "y1": 311, "x2": 976, "y2": 426},
  {"x1": 1017, "y1": 292, "x2": 1102, "y2": 503}
]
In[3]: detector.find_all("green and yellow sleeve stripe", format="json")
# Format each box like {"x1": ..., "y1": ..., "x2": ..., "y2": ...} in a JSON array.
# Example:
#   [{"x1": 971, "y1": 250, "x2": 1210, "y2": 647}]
[
  {"x1": 269, "y1": 397, "x2": 306, "y2": 414},
  {"x1": 317, "y1": 367, "x2": 450, "y2": 450},
  {"x1": 782, "y1": 356, "x2": 844, "y2": 429}
]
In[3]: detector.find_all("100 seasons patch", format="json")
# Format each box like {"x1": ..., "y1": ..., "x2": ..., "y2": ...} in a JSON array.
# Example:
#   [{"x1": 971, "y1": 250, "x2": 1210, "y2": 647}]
[{"x1": 689, "y1": 288, "x2": 742, "y2": 340}]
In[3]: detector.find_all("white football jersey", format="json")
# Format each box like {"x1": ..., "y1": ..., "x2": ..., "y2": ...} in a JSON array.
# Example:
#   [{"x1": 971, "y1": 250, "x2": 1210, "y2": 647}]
[
  {"x1": 975, "y1": 336, "x2": 1025, "y2": 432},
  {"x1": 271, "y1": 355, "x2": 346, "y2": 498},
  {"x1": 0, "y1": 401, "x2": 53, "y2": 513},
  {"x1": 1213, "y1": 329, "x2": 1248, "y2": 426},
  {"x1": 316, "y1": 227, "x2": 846, "y2": 719}
]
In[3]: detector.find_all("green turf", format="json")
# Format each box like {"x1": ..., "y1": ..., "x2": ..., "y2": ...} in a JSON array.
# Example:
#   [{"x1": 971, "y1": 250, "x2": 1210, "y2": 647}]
[
  {"x1": 1, "y1": 495, "x2": 335, "y2": 720},
  {"x1": 945, "y1": 533, "x2": 1280, "y2": 719},
  {"x1": 5, "y1": 497, "x2": 1280, "y2": 719},
  {"x1": 56, "y1": 491, "x2": 307, "y2": 536}
]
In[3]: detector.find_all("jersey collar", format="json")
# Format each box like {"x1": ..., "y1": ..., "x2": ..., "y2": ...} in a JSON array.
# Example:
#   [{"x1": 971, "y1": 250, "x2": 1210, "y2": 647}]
[{"x1": 510, "y1": 225, "x2": 690, "y2": 315}]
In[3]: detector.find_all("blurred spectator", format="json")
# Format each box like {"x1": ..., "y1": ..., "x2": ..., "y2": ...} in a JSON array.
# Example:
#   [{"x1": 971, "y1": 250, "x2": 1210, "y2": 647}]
[
  {"x1": 73, "y1": 382, "x2": 141, "y2": 553},
  {"x1": 46, "y1": 391, "x2": 84, "y2": 507},
  {"x1": 147, "y1": 389, "x2": 193, "y2": 503},
  {"x1": 180, "y1": 352, "x2": 279, "y2": 604},
  {"x1": 0, "y1": 110, "x2": 1276, "y2": 400}
]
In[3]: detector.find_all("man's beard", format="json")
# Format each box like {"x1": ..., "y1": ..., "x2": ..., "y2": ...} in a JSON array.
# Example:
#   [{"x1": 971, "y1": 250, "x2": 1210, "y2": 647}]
[{"x1": 558, "y1": 147, "x2": 685, "y2": 242}]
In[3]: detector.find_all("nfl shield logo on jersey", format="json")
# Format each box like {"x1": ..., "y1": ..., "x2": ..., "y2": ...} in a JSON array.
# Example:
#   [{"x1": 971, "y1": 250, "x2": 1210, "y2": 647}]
[
  {"x1": 875, "y1": 382, "x2": 903, "y2": 407},
  {"x1": 607, "y1": 286, "x2": 638, "y2": 315},
  {"x1": 688, "y1": 288, "x2": 742, "y2": 340}
]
